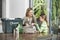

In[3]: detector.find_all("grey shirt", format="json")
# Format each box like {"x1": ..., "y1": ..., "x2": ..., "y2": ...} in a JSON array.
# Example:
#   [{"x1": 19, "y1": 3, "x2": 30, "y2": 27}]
[
  {"x1": 23, "y1": 16, "x2": 37, "y2": 33},
  {"x1": 23, "y1": 16, "x2": 36, "y2": 26}
]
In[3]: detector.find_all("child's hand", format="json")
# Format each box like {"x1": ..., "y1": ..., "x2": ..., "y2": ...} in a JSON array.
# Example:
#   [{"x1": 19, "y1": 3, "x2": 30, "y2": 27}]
[{"x1": 32, "y1": 23, "x2": 35, "y2": 26}]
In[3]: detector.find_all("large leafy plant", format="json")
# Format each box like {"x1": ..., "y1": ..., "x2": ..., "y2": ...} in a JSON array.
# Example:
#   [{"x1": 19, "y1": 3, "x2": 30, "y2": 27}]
[{"x1": 33, "y1": 0, "x2": 47, "y2": 18}]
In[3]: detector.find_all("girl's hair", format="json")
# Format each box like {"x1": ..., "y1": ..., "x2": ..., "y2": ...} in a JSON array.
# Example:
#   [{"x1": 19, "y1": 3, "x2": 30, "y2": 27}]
[
  {"x1": 26, "y1": 8, "x2": 32, "y2": 17},
  {"x1": 40, "y1": 13, "x2": 49, "y2": 27},
  {"x1": 40, "y1": 13, "x2": 47, "y2": 23}
]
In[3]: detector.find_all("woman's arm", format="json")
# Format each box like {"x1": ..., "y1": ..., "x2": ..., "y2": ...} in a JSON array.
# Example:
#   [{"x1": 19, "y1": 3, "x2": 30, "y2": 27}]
[
  {"x1": 23, "y1": 17, "x2": 27, "y2": 26},
  {"x1": 31, "y1": 15, "x2": 37, "y2": 26},
  {"x1": 33, "y1": 15, "x2": 37, "y2": 23}
]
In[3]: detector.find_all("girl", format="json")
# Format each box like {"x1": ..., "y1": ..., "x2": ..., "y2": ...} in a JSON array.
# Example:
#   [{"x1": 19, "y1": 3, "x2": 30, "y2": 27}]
[
  {"x1": 23, "y1": 8, "x2": 37, "y2": 33},
  {"x1": 37, "y1": 13, "x2": 49, "y2": 34}
]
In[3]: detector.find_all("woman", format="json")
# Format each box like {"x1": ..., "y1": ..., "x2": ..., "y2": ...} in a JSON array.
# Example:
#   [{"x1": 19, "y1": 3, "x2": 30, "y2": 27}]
[{"x1": 23, "y1": 8, "x2": 37, "y2": 33}]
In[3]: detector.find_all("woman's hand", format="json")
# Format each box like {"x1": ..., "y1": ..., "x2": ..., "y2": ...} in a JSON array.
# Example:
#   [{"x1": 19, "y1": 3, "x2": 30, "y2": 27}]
[{"x1": 26, "y1": 23, "x2": 29, "y2": 26}]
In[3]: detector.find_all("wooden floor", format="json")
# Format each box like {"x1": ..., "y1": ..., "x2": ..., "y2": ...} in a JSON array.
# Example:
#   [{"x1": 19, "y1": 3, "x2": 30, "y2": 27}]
[
  {"x1": 0, "y1": 33, "x2": 17, "y2": 40},
  {"x1": 19, "y1": 33, "x2": 52, "y2": 40},
  {"x1": 0, "y1": 33, "x2": 59, "y2": 40}
]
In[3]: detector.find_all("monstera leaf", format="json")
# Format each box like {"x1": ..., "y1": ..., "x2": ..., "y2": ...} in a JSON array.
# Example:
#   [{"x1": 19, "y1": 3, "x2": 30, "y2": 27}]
[{"x1": 33, "y1": 0, "x2": 47, "y2": 18}]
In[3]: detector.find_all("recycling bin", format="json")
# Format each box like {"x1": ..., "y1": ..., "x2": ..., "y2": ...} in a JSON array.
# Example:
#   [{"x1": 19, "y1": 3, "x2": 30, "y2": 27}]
[{"x1": 1, "y1": 18, "x2": 23, "y2": 33}]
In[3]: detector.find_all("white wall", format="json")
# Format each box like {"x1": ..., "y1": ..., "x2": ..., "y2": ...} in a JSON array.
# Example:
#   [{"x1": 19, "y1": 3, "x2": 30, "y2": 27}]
[
  {"x1": 2, "y1": 0, "x2": 29, "y2": 18},
  {"x1": 2, "y1": 0, "x2": 6, "y2": 18},
  {"x1": 9, "y1": 0, "x2": 29, "y2": 18}
]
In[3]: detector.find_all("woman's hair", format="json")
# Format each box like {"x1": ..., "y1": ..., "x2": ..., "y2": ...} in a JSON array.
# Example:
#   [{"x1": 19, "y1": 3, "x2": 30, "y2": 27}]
[
  {"x1": 40, "y1": 13, "x2": 47, "y2": 23},
  {"x1": 26, "y1": 8, "x2": 32, "y2": 17}
]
